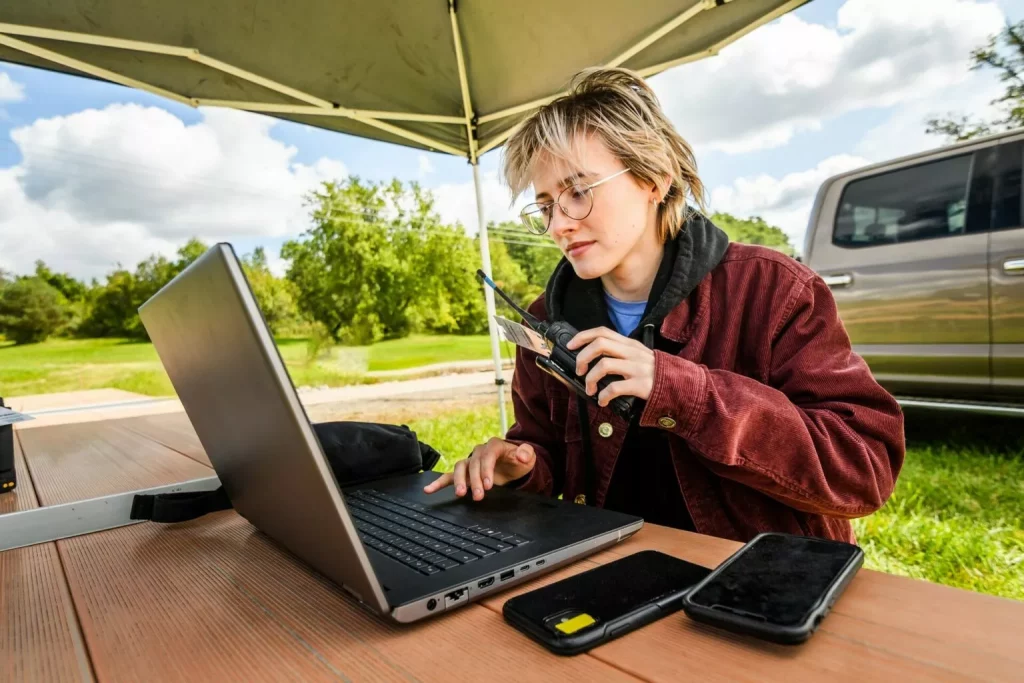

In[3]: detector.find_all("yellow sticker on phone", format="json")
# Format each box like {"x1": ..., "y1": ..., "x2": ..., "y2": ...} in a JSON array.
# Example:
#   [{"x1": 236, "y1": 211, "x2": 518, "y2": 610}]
[{"x1": 554, "y1": 613, "x2": 596, "y2": 634}]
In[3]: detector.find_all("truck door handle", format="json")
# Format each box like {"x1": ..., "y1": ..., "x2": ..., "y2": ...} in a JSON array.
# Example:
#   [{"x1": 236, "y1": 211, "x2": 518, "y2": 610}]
[
  {"x1": 1004, "y1": 258, "x2": 1024, "y2": 275},
  {"x1": 822, "y1": 273, "x2": 853, "y2": 288}
]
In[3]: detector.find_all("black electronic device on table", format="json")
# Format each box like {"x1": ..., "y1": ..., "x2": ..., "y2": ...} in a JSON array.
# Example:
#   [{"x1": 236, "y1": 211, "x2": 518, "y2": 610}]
[
  {"x1": 681, "y1": 532, "x2": 863, "y2": 645},
  {"x1": 0, "y1": 397, "x2": 16, "y2": 493},
  {"x1": 503, "y1": 550, "x2": 711, "y2": 655}
]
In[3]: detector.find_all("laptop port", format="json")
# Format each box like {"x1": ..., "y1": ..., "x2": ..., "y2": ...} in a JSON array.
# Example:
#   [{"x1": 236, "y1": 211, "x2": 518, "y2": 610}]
[
  {"x1": 520, "y1": 565, "x2": 530, "y2": 572},
  {"x1": 444, "y1": 587, "x2": 468, "y2": 609},
  {"x1": 536, "y1": 559, "x2": 546, "y2": 566},
  {"x1": 478, "y1": 577, "x2": 495, "y2": 589},
  {"x1": 500, "y1": 569, "x2": 515, "y2": 582}
]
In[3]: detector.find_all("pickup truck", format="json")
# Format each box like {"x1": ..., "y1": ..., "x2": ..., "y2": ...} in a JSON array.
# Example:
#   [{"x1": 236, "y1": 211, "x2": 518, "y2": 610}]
[{"x1": 802, "y1": 128, "x2": 1024, "y2": 416}]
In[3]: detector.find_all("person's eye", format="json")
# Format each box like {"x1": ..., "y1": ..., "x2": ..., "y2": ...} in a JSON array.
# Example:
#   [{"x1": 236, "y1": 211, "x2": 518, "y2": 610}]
[{"x1": 570, "y1": 186, "x2": 588, "y2": 200}]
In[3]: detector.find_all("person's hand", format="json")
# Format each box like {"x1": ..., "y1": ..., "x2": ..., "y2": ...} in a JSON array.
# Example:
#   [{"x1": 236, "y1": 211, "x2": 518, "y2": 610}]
[
  {"x1": 567, "y1": 326, "x2": 656, "y2": 406},
  {"x1": 423, "y1": 438, "x2": 537, "y2": 501}
]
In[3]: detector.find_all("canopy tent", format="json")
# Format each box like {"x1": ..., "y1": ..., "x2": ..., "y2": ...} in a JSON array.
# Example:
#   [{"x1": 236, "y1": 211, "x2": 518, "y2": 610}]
[{"x1": 0, "y1": 0, "x2": 809, "y2": 432}]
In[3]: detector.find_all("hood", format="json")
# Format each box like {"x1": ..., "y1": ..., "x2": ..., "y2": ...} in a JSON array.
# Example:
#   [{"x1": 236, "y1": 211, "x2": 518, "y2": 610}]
[{"x1": 543, "y1": 211, "x2": 730, "y2": 340}]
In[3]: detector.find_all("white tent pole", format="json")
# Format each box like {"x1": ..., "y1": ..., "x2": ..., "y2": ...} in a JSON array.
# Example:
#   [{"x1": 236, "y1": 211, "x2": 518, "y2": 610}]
[{"x1": 472, "y1": 162, "x2": 508, "y2": 435}]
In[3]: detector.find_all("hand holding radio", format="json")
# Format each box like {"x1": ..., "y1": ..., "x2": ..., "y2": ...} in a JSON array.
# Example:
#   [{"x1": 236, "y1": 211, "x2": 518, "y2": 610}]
[
  {"x1": 476, "y1": 270, "x2": 638, "y2": 421},
  {"x1": 567, "y1": 327, "x2": 656, "y2": 406}
]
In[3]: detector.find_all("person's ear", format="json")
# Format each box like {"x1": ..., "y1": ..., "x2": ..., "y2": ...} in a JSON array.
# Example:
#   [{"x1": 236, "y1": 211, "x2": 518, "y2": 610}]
[{"x1": 650, "y1": 176, "x2": 671, "y2": 204}]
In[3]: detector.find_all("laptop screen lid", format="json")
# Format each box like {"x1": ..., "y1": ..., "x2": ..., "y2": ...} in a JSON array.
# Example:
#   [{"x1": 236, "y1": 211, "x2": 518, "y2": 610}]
[{"x1": 138, "y1": 243, "x2": 389, "y2": 613}]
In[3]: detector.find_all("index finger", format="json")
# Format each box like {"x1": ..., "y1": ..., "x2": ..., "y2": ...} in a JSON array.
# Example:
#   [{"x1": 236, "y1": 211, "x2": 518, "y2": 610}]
[
  {"x1": 423, "y1": 471, "x2": 453, "y2": 493},
  {"x1": 566, "y1": 326, "x2": 624, "y2": 350}
]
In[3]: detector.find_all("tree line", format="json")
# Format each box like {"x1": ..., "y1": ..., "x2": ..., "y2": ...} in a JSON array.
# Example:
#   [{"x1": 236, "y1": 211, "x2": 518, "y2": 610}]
[{"x1": 0, "y1": 176, "x2": 793, "y2": 346}]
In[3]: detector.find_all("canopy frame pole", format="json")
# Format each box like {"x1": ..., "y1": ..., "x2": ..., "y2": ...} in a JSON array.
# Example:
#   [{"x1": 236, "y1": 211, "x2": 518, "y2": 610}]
[
  {"x1": 638, "y1": 0, "x2": 805, "y2": 77},
  {"x1": 473, "y1": 163, "x2": 508, "y2": 435},
  {"x1": 0, "y1": 23, "x2": 466, "y2": 157},
  {"x1": 0, "y1": 31, "x2": 193, "y2": 106},
  {"x1": 449, "y1": 0, "x2": 508, "y2": 435}
]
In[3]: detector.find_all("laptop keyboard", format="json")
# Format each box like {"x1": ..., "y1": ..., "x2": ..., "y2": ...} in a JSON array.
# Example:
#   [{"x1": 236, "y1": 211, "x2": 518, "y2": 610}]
[{"x1": 345, "y1": 489, "x2": 530, "y2": 576}]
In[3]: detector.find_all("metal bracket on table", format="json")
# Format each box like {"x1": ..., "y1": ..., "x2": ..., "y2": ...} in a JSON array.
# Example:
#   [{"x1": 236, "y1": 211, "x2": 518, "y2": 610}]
[{"x1": 0, "y1": 476, "x2": 222, "y2": 552}]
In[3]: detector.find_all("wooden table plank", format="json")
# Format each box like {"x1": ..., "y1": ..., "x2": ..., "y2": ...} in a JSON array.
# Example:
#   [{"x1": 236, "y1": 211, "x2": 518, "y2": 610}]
[
  {"x1": 1, "y1": 434, "x2": 94, "y2": 683},
  {"x1": 118, "y1": 413, "x2": 210, "y2": 467},
  {"x1": 17, "y1": 421, "x2": 212, "y2": 506},
  {"x1": 57, "y1": 510, "x2": 637, "y2": 682}
]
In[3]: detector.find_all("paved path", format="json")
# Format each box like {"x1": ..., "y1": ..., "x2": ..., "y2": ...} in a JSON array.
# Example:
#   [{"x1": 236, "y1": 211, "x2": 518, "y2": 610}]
[{"x1": 13, "y1": 368, "x2": 514, "y2": 429}]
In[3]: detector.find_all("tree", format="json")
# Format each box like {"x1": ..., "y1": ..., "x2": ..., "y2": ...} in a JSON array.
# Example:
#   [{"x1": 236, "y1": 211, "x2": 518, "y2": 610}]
[
  {"x1": 80, "y1": 238, "x2": 209, "y2": 339},
  {"x1": 490, "y1": 221, "x2": 563, "y2": 294},
  {"x1": 284, "y1": 177, "x2": 492, "y2": 343},
  {"x1": 711, "y1": 212, "x2": 796, "y2": 256},
  {"x1": 241, "y1": 247, "x2": 301, "y2": 335},
  {"x1": 32, "y1": 261, "x2": 87, "y2": 303},
  {"x1": 926, "y1": 20, "x2": 1024, "y2": 142},
  {"x1": 0, "y1": 278, "x2": 69, "y2": 344}
]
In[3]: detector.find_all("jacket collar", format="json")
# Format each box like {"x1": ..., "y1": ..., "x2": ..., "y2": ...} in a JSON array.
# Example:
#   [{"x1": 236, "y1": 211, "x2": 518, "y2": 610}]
[{"x1": 543, "y1": 211, "x2": 730, "y2": 342}]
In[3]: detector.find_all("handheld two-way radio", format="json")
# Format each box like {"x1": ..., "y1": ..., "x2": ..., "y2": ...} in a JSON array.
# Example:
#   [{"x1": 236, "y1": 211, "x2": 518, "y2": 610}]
[
  {"x1": 0, "y1": 397, "x2": 16, "y2": 494},
  {"x1": 477, "y1": 270, "x2": 636, "y2": 421}
]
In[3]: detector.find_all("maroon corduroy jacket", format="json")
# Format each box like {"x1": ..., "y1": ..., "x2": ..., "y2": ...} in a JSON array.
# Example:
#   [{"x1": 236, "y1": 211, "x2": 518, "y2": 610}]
[{"x1": 505, "y1": 243, "x2": 906, "y2": 544}]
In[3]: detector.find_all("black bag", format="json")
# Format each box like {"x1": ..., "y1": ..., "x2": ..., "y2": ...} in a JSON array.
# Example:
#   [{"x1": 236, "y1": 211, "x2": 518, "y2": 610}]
[{"x1": 130, "y1": 421, "x2": 443, "y2": 523}]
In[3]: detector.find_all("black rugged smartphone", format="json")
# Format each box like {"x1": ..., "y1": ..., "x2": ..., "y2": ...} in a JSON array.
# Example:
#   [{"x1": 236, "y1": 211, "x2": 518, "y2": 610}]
[
  {"x1": 502, "y1": 550, "x2": 711, "y2": 656},
  {"x1": 681, "y1": 532, "x2": 863, "y2": 645}
]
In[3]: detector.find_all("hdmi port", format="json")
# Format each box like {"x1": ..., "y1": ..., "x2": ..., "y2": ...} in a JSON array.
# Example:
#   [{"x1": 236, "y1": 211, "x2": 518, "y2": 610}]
[{"x1": 478, "y1": 577, "x2": 495, "y2": 589}]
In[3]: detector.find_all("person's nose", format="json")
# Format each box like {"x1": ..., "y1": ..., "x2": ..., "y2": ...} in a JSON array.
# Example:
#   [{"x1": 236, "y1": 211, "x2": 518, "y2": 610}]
[{"x1": 549, "y1": 205, "x2": 578, "y2": 240}]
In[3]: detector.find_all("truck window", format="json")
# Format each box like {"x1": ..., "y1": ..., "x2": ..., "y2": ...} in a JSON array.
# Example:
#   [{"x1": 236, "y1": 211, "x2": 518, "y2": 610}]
[
  {"x1": 833, "y1": 153, "x2": 972, "y2": 248},
  {"x1": 965, "y1": 141, "x2": 1022, "y2": 233}
]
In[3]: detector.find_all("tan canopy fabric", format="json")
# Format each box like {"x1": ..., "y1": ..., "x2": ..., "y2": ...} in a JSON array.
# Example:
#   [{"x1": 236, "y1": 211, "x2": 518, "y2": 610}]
[{"x1": 0, "y1": 0, "x2": 810, "y2": 429}]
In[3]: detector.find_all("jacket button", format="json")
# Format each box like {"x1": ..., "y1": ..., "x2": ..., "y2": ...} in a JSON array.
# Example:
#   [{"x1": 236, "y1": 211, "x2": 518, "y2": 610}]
[
  {"x1": 658, "y1": 416, "x2": 677, "y2": 429},
  {"x1": 598, "y1": 422, "x2": 614, "y2": 438},
  {"x1": 574, "y1": 494, "x2": 587, "y2": 504}
]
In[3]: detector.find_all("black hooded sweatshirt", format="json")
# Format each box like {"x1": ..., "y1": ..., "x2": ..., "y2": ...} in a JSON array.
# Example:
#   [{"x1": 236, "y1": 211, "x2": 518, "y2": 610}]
[{"x1": 542, "y1": 212, "x2": 730, "y2": 530}]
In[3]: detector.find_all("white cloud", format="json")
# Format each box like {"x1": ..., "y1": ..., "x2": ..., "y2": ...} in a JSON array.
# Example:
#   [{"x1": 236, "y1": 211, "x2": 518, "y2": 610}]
[
  {"x1": 710, "y1": 153, "x2": 871, "y2": 248},
  {"x1": 0, "y1": 72, "x2": 25, "y2": 103},
  {"x1": 0, "y1": 104, "x2": 347, "y2": 279},
  {"x1": 418, "y1": 154, "x2": 435, "y2": 177},
  {"x1": 430, "y1": 169, "x2": 520, "y2": 233},
  {"x1": 652, "y1": 0, "x2": 1005, "y2": 154}
]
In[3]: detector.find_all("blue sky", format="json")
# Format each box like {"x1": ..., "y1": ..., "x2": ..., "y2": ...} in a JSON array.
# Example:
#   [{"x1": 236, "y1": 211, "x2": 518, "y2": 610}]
[{"x1": 2, "y1": 0, "x2": 1023, "y2": 279}]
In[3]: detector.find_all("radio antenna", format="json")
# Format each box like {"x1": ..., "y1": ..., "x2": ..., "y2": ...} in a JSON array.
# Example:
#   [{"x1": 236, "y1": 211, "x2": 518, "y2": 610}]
[{"x1": 476, "y1": 269, "x2": 546, "y2": 332}]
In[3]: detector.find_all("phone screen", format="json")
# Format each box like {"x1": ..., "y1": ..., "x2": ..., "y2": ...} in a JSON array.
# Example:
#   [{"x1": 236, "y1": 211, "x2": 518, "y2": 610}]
[{"x1": 687, "y1": 534, "x2": 859, "y2": 626}]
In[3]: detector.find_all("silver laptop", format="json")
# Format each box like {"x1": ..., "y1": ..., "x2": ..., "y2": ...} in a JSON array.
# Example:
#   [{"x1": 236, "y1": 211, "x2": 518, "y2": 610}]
[{"x1": 139, "y1": 243, "x2": 642, "y2": 622}]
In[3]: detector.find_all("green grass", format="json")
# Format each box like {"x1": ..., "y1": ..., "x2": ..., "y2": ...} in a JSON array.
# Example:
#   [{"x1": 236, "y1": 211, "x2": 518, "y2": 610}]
[
  {"x1": 408, "y1": 406, "x2": 1024, "y2": 601},
  {"x1": 364, "y1": 334, "x2": 495, "y2": 372},
  {"x1": 0, "y1": 334, "x2": 497, "y2": 398},
  {"x1": 0, "y1": 336, "x2": 371, "y2": 397}
]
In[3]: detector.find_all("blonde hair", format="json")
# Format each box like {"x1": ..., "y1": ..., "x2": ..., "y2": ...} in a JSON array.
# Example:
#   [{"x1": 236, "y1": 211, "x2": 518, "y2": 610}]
[{"x1": 501, "y1": 66, "x2": 706, "y2": 242}]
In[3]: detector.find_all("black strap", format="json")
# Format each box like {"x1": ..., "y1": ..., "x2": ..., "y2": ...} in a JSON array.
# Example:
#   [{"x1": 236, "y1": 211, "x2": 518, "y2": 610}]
[
  {"x1": 130, "y1": 486, "x2": 232, "y2": 523},
  {"x1": 577, "y1": 393, "x2": 597, "y2": 505}
]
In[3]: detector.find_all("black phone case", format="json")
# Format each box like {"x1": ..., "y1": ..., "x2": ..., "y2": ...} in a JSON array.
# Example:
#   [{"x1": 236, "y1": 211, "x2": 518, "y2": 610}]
[
  {"x1": 502, "y1": 550, "x2": 711, "y2": 656},
  {"x1": 680, "y1": 532, "x2": 864, "y2": 645}
]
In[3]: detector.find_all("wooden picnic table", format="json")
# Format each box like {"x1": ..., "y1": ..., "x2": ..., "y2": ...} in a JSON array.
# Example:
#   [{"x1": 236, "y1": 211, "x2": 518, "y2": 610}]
[{"x1": 3, "y1": 412, "x2": 1023, "y2": 682}]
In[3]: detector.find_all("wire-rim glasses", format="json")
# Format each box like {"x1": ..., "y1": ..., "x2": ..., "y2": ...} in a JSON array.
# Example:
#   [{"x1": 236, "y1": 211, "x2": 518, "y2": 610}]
[{"x1": 519, "y1": 168, "x2": 630, "y2": 235}]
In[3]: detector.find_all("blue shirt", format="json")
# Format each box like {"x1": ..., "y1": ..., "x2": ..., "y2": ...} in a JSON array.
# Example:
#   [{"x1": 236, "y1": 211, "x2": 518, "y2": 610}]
[{"x1": 604, "y1": 290, "x2": 647, "y2": 337}]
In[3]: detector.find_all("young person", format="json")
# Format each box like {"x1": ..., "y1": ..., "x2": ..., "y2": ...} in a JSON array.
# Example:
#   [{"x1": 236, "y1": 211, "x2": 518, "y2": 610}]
[{"x1": 425, "y1": 67, "x2": 905, "y2": 544}]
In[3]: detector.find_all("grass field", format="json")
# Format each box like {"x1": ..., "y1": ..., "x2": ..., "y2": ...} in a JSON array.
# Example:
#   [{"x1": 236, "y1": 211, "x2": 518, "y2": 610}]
[
  {"x1": 0, "y1": 334, "x2": 496, "y2": 397},
  {"x1": 406, "y1": 405, "x2": 1024, "y2": 601}
]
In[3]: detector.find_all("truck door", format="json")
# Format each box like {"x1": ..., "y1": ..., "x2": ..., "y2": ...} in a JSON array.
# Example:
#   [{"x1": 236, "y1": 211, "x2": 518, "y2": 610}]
[
  {"x1": 820, "y1": 150, "x2": 990, "y2": 399},
  {"x1": 987, "y1": 140, "x2": 1024, "y2": 398}
]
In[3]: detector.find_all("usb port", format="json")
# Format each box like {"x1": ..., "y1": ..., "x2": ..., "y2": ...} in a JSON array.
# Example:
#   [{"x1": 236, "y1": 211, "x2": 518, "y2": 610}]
[
  {"x1": 520, "y1": 564, "x2": 530, "y2": 572},
  {"x1": 500, "y1": 569, "x2": 515, "y2": 582},
  {"x1": 478, "y1": 577, "x2": 495, "y2": 589},
  {"x1": 536, "y1": 559, "x2": 546, "y2": 566}
]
